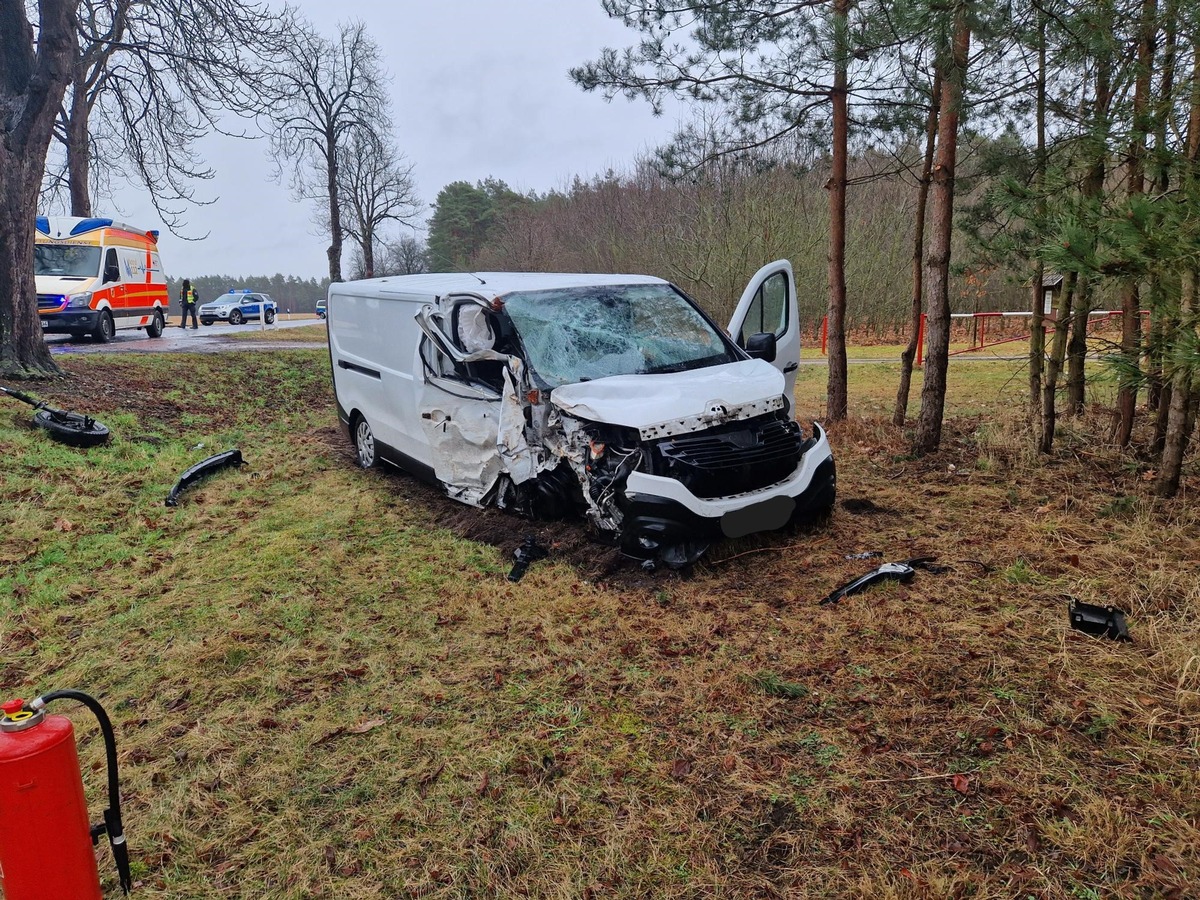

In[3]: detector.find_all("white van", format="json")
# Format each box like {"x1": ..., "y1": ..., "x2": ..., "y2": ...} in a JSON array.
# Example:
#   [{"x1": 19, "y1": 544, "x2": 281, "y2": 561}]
[{"x1": 327, "y1": 262, "x2": 835, "y2": 566}]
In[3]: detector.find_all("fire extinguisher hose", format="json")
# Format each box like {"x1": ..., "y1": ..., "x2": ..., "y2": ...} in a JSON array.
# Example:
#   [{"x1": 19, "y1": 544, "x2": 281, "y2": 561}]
[{"x1": 30, "y1": 690, "x2": 132, "y2": 895}]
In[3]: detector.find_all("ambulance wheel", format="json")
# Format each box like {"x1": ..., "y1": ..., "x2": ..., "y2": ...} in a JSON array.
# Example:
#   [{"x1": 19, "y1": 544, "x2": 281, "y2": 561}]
[
  {"x1": 92, "y1": 310, "x2": 115, "y2": 343},
  {"x1": 265, "y1": 309, "x2": 276, "y2": 324},
  {"x1": 228, "y1": 309, "x2": 244, "y2": 325},
  {"x1": 353, "y1": 415, "x2": 378, "y2": 469},
  {"x1": 34, "y1": 409, "x2": 111, "y2": 448},
  {"x1": 146, "y1": 308, "x2": 165, "y2": 338}
]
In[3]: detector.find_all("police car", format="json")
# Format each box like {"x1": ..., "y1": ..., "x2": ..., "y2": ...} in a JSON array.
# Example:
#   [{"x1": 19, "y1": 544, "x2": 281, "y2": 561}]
[{"x1": 199, "y1": 290, "x2": 278, "y2": 326}]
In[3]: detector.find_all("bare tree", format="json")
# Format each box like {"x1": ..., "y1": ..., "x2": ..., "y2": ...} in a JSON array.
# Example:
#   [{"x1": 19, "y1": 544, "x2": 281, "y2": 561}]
[
  {"x1": 1, "y1": 0, "x2": 75, "y2": 377},
  {"x1": 263, "y1": 20, "x2": 388, "y2": 283},
  {"x1": 39, "y1": 0, "x2": 295, "y2": 228},
  {"x1": 338, "y1": 134, "x2": 420, "y2": 279}
]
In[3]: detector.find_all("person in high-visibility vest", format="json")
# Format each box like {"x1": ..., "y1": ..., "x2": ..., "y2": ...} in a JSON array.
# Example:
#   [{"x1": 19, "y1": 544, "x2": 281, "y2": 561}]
[{"x1": 179, "y1": 279, "x2": 199, "y2": 329}]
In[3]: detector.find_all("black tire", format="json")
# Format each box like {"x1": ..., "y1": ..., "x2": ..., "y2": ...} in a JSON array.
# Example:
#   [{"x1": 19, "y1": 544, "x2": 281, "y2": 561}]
[
  {"x1": 92, "y1": 309, "x2": 115, "y2": 343},
  {"x1": 146, "y1": 308, "x2": 165, "y2": 338},
  {"x1": 264, "y1": 309, "x2": 276, "y2": 324},
  {"x1": 33, "y1": 409, "x2": 110, "y2": 447},
  {"x1": 353, "y1": 415, "x2": 378, "y2": 469},
  {"x1": 228, "y1": 309, "x2": 244, "y2": 325},
  {"x1": 201, "y1": 319, "x2": 213, "y2": 326}
]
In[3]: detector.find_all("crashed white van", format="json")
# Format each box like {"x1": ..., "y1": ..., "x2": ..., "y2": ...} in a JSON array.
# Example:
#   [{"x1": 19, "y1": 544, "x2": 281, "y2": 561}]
[{"x1": 327, "y1": 262, "x2": 835, "y2": 566}]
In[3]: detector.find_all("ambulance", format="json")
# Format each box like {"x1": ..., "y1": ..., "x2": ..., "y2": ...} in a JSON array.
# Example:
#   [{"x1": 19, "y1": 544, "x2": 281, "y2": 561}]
[{"x1": 35, "y1": 216, "x2": 170, "y2": 341}]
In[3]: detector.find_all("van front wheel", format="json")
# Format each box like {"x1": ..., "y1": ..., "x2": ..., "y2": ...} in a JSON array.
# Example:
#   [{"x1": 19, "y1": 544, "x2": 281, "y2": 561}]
[
  {"x1": 354, "y1": 416, "x2": 378, "y2": 469},
  {"x1": 93, "y1": 310, "x2": 115, "y2": 343}
]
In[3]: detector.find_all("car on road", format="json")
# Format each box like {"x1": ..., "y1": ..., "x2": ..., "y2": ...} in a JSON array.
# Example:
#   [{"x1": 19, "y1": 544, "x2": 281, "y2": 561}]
[
  {"x1": 315, "y1": 299, "x2": 327, "y2": 319},
  {"x1": 199, "y1": 290, "x2": 277, "y2": 325}
]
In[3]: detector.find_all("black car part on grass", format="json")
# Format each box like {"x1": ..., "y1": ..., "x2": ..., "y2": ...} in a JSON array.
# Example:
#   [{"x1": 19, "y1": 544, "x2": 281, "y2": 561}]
[
  {"x1": 1068, "y1": 599, "x2": 1132, "y2": 642},
  {"x1": 507, "y1": 535, "x2": 548, "y2": 582},
  {"x1": 819, "y1": 556, "x2": 948, "y2": 606},
  {"x1": 1, "y1": 384, "x2": 111, "y2": 447},
  {"x1": 165, "y1": 449, "x2": 244, "y2": 507}
]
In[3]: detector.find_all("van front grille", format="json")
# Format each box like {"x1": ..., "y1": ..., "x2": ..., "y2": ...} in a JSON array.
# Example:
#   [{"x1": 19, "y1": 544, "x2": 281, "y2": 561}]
[
  {"x1": 38, "y1": 294, "x2": 64, "y2": 310},
  {"x1": 649, "y1": 414, "x2": 802, "y2": 499}
]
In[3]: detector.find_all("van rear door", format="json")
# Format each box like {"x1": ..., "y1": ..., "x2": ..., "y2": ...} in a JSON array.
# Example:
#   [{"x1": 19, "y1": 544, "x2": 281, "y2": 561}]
[{"x1": 726, "y1": 260, "x2": 800, "y2": 416}]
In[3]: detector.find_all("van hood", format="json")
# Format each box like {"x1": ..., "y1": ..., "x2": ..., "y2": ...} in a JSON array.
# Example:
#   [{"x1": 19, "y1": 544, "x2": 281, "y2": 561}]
[
  {"x1": 35, "y1": 274, "x2": 96, "y2": 295},
  {"x1": 550, "y1": 358, "x2": 787, "y2": 440}
]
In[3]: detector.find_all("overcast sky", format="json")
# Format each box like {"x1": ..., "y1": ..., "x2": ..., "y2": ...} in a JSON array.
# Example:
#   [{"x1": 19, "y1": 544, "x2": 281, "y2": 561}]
[{"x1": 113, "y1": 0, "x2": 685, "y2": 281}]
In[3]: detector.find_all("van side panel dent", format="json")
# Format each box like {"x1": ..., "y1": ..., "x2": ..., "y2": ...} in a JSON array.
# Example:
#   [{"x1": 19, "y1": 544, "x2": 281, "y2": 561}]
[{"x1": 497, "y1": 362, "x2": 539, "y2": 485}]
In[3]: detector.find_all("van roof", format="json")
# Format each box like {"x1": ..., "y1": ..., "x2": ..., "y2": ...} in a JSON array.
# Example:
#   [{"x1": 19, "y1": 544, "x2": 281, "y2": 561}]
[{"x1": 335, "y1": 272, "x2": 667, "y2": 299}]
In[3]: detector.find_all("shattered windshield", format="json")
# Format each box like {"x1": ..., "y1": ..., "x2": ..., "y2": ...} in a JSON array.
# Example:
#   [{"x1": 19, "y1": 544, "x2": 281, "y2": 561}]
[
  {"x1": 503, "y1": 284, "x2": 737, "y2": 387},
  {"x1": 35, "y1": 245, "x2": 102, "y2": 278}
]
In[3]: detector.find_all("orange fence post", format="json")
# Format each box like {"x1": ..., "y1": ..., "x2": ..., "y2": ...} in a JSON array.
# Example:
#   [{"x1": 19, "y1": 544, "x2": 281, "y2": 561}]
[
  {"x1": 916, "y1": 313, "x2": 926, "y2": 367},
  {"x1": 821, "y1": 315, "x2": 828, "y2": 356}
]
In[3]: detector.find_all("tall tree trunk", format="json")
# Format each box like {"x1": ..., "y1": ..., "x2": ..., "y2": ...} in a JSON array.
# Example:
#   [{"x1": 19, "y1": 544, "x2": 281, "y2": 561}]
[
  {"x1": 66, "y1": 62, "x2": 91, "y2": 217},
  {"x1": 825, "y1": 0, "x2": 850, "y2": 422},
  {"x1": 893, "y1": 70, "x2": 940, "y2": 427},
  {"x1": 1116, "y1": 0, "x2": 1157, "y2": 445},
  {"x1": 1040, "y1": 272, "x2": 1079, "y2": 453},
  {"x1": 0, "y1": 1, "x2": 76, "y2": 378},
  {"x1": 1148, "y1": 0, "x2": 1177, "y2": 420},
  {"x1": 363, "y1": 230, "x2": 375, "y2": 279},
  {"x1": 1066, "y1": 276, "x2": 1090, "y2": 415},
  {"x1": 1029, "y1": 10, "x2": 1048, "y2": 422},
  {"x1": 326, "y1": 135, "x2": 343, "y2": 282},
  {"x1": 1156, "y1": 34, "x2": 1200, "y2": 497},
  {"x1": 913, "y1": 5, "x2": 969, "y2": 455}
]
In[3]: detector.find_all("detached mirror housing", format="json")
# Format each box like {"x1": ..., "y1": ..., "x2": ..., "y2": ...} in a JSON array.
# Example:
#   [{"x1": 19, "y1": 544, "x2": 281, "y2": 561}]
[{"x1": 745, "y1": 331, "x2": 777, "y2": 363}]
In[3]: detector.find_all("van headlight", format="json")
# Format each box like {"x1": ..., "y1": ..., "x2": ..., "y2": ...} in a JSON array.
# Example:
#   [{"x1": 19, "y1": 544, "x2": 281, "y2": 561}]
[{"x1": 66, "y1": 292, "x2": 92, "y2": 308}]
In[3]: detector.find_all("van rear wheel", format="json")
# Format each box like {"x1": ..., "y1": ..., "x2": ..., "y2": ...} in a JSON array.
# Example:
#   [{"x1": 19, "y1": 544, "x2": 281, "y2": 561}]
[
  {"x1": 146, "y1": 308, "x2": 165, "y2": 338},
  {"x1": 353, "y1": 416, "x2": 378, "y2": 469}
]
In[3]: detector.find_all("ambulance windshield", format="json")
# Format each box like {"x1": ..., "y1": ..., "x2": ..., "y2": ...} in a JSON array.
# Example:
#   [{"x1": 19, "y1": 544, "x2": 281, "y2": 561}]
[{"x1": 35, "y1": 245, "x2": 102, "y2": 278}]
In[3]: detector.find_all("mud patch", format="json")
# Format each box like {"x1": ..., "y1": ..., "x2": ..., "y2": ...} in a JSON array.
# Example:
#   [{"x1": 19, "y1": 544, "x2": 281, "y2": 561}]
[{"x1": 315, "y1": 424, "x2": 700, "y2": 588}]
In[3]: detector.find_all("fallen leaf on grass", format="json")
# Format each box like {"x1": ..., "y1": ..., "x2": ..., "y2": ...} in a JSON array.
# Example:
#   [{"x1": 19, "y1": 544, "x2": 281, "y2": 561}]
[
  {"x1": 314, "y1": 718, "x2": 385, "y2": 745},
  {"x1": 53, "y1": 518, "x2": 74, "y2": 532},
  {"x1": 670, "y1": 759, "x2": 692, "y2": 779},
  {"x1": 950, "y1": 773, "x2": 971, "y2": 795}
]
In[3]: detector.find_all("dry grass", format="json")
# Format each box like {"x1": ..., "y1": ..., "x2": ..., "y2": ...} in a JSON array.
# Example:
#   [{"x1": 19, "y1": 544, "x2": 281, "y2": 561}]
[
  {"x1": 1, "y1": 350, "x2": 1197, "y2": 898},
  {"x1": 223, "y1": 323, "x2": 328, "y2": 343}
]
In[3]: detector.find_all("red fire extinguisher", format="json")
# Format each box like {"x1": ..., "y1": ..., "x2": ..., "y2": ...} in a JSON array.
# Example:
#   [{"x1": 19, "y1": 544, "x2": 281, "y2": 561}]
[{"x1": 0, "y1": 690, "x2": 132, "y2": 897}]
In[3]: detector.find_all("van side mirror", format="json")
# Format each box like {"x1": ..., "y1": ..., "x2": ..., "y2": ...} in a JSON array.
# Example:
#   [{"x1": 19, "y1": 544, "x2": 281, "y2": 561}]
[
  {"x1": 103, "y1": 265, "x2": 120, "y2": 284},
  {"x1": 745, "y1": 331, "x2": 777, "y2": 363}
]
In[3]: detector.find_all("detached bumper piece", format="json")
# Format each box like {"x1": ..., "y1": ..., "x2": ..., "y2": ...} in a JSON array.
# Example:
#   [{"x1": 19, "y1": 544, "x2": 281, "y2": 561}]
[
  {"x1": 165, "y1": 449, "x2": 244, "y2": 507},
  {"x1": 818, "y1": 556, "x2": 947, "y2": 606},
  {"x1": 1068, "y1": 599, "x2": 1132, "y2": 642}
]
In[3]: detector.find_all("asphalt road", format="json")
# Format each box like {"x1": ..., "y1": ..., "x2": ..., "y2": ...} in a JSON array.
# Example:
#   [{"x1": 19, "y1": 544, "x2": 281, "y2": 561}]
[{"x1": 46, "y1": 317, "x2": 327, "y2": 355}]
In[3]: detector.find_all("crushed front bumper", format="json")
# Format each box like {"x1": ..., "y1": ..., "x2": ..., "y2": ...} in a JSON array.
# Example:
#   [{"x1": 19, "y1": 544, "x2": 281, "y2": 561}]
[
  {"x1": 619, "y1": 423, "x2": 836, "y2": 557},
  {"x1": 39, "y1": 310, "x2": 103, "y2": 334}
]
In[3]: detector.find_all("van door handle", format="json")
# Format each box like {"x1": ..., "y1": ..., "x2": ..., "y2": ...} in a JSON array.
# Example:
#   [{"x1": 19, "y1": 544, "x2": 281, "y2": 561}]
[{"x1": 783, "y1": 362, "x2": 798, "y2": 374}]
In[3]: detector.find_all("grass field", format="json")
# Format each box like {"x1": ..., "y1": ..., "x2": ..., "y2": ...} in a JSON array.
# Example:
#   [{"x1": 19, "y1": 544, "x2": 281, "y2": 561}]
[
  {"x1": 1, "y1": 350, "x2": 1196, "y2": 898},
  {"x1": 224, "y1": 322, "x2": 329, "y2": 342}
]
